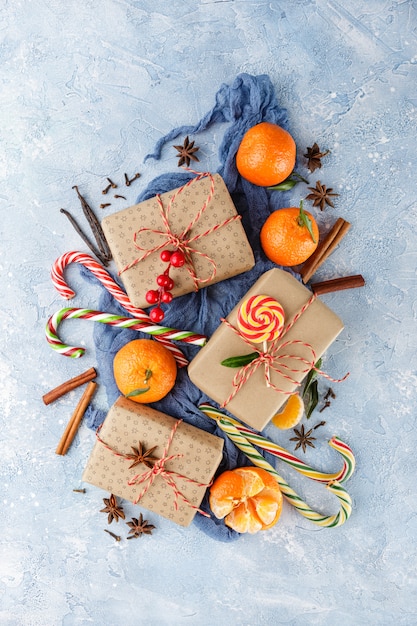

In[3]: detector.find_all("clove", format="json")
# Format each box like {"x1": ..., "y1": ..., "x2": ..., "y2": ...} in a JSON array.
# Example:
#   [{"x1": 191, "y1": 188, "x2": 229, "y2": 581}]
[
  {"x1": 104, "y1": 529, "x2": 121, "y2": 542},
  {"x1": 124, "y1": 172, "x2": 140, "y2": 186}
]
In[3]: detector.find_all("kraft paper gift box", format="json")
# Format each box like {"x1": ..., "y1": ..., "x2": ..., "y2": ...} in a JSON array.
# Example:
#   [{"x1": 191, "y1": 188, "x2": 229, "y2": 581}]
[
  {"x1": 101, "y1": 173, "x2": 255, "y2": 308},
  {"x1": 188, "y1": 269, "x2": 344, "y2": 432},
  {"x1": 82, "y1": 397, "x2": 224, "y2": 527}
]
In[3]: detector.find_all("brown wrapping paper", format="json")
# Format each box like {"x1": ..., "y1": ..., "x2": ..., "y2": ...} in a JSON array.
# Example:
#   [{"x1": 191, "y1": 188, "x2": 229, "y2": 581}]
[
  {"x1": 188, "y1": 269, "x2": 344, "y2": 431},
  {"x1": 101, "y1": 173, "x2": 255, "y2": 308},
  {"x1": 82, "y1": 397, "x2": 224, "y2": 527}
]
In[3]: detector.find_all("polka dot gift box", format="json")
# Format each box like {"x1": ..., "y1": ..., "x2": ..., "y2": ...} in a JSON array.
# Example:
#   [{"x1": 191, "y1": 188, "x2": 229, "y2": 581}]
[
  {"x1": 82, "y1": 397, "x2": 224, "y2": 527},
  {"x1": 101, "y1": 173, "x2": 255, "y2": 310}
]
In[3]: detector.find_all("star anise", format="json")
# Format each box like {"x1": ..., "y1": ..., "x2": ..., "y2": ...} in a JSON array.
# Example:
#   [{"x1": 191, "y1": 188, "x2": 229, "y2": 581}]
[
  {"x1": 126, "y1": 513, "x2": 156, "y2": 539},
  {"x1": 100, "y1": 494, "x2": 125, "y2": 524},
  {"x1": 173, "y1": 136, "x2": 200, "y2": 167},
  {"x1": 304, "y1": 143, "x2": 329, "y2": 173},
  {"x1": 124, "y1": 442, "x2": 158, "y2": 470},
  {"x1": 306, "y1": 180, "x2": 339, "y2": 211},
  {"x1": 290, "y1": 424, "x2": 316, "y2": 453}
]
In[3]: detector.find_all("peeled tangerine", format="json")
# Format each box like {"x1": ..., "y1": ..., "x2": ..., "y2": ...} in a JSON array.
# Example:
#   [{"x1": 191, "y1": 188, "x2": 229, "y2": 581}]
[{"x1": 209, "y1": 466, "x2": 283, "y2": 534}]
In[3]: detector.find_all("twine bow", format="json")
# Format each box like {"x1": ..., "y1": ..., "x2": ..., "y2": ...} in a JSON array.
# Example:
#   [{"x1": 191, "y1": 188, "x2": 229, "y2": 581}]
[
  {"x1": 221, "y1": 293, "x2": 349, "y2": 407},
  {"x1": 96, "y1": 419, "x2": 211, "y2": 517},
  {"x1": 119, "y1": 170, "x2": 241, "y2": 291}
]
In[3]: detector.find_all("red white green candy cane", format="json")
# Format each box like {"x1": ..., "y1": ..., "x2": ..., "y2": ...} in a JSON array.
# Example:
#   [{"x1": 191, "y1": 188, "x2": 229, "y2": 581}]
[{"x1": 199, "y1": 404, "x2": 353, "y2": 528}]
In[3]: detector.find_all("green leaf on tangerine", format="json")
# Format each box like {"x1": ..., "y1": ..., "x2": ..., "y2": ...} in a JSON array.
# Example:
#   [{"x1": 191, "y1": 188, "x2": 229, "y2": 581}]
[
  {"x1": 298, "y1": 200, "x2": 316, "y2": 243},
  {"x1": 221, "y1": 352, "x2": 258, "y2": 368},
  {"x1": 125, "y1": 387, "x2": 150, "y2": 398},
  {"x1": 268, "y1": 171, "x2": 309, "y2": 191},
  {"x1": 267, "y1": 179, "x2": 298, "y2": 191}
]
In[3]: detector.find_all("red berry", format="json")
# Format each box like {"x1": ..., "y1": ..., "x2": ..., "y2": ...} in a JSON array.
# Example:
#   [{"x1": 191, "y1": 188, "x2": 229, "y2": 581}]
[
  {"x1": 145, "y1": 289, "x2": 159, "y2": 304},
  {"x1": 170, "y1": 250, "x2": 186, "y2": 268},
  {"x1": 149, "y1": 307, "x2": 164, "y2": 322},
  {"x1": 157, "y1": 274, "x2": 170, "y2": 287},
  {"x1": 161, "y1": 291, "x2": 173, "y2": 303},
  {"x1": 160, "y1": 250, "x2": 172, "y2": 263},
  {"x1": 164, "y1": 276, "x2": 174, "y2": 290}
]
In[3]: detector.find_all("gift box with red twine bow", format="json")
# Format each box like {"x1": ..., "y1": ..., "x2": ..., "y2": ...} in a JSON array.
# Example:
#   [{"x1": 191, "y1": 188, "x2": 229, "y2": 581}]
[
  {"x1": 101, "y1": 172, "x2": 255, "y2": 311},
  {"x1": 188, "y1": 269, "x2": 346, "y2": 432},
  {"x1": 82, "y1": 397, "x2": 224, "y2": 527}
]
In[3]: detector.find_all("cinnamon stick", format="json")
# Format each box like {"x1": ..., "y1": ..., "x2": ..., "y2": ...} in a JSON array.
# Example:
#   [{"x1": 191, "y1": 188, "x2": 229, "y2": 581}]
[
  {"x1": 55, "y1": 381, "x2": 98, "y2": 456},
  {"x1": 43, "y1": 367, "x2": 97, "y2": 405},
  {"x1": 311, "y1": 274, "x2": 365, "y2": 296},
  {"x1": 300, "y1": 218, "x2": 351, "y2": 284}
]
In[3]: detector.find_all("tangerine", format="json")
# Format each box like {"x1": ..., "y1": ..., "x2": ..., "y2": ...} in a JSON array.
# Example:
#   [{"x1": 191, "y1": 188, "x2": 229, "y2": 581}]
[
  {"x1": 260, "y1": 202, "x2": 319, "y2": 266},
  {"x1": 236, "y1": 122, "x2": 296, "y2": 187},
  {"x1": 113, "y1": 339, "x2": 177, "y2": 404},
  {"x1": 272, "y1": 394, "x2": 304, "y2": 430},
  {"x1": 209, "y1": 466, "x2": 283, "y2": 534}
]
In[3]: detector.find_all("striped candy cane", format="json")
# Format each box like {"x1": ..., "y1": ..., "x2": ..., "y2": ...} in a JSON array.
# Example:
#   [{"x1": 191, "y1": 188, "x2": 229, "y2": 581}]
[
  {"x1": 46, "y1": 307, "x2": 206, "y2": 367},
  {"x1": 50, "y1": 252, "x2": 207, "y2": 367},
  {"x1": 198, "y1": 404, "x2": 355, "y2": 484},
  {"x1": 52, "y1": 250, "x2": 169, "y2": 321},
  {"x1": 202, "y1": 410, "x2": 352, "y2": 527}
]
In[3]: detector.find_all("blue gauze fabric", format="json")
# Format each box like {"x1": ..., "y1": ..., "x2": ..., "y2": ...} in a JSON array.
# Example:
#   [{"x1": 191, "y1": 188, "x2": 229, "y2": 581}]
[{"x1": 82, "y1": 73, "x2": 295, "y2": 542}]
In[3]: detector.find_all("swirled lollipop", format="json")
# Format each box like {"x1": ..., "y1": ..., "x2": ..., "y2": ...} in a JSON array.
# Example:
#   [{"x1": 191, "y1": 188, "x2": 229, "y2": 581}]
[{"x1": 237, "y1": 294, "x2": 285, "y2": 344}]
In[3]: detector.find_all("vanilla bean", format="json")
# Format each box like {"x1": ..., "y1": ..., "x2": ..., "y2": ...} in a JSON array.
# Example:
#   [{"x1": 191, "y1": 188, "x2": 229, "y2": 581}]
[
  {"x1": 60, "y1": 209, "x2": 109, "y2": 265},
  {"x1": 72, "y1": 186, "x2": 112, "y2": 262}
]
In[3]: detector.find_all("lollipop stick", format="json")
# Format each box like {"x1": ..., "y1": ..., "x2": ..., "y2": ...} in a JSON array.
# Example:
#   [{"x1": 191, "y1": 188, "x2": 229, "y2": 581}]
[{"x1": 263, "y1": 339, "x2": 270, "y2": 387}]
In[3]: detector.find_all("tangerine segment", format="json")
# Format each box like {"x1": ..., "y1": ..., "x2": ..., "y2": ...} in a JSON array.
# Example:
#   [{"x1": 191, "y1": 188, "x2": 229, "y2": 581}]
[
  {"x1": 209, "y1": 466, "x2": 283, "y2": 534},
  {"x1": 113, "y1": 339, "x2": 177, "y2": 404},
  {"x1": 260, "y1": 207, "x2": 319, "y2": 266},
  {"x1": 233, "y1": 467, "x2": 267, "y2": 498},
  {"x1": 208, "y1": 470, "x2": 246, "y2": 519},
  {"x1": 272, "y1": 394, "x2": 305, "y2": 430},
  {"x1": 251, "y1": 493, "x2": 281, "y2": 527},
  {"x1": 236, "y1": 122, "x2": 296, "y2": 187},
  {"x1": 226, "y1": 501, "x2": 263, "y2": 534}
]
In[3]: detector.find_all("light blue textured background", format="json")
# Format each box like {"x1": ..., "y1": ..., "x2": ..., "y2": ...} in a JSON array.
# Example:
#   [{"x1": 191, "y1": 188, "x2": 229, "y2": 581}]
[{"x1": 1, "y1": 1, "x2": 416, "y2": 625}]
